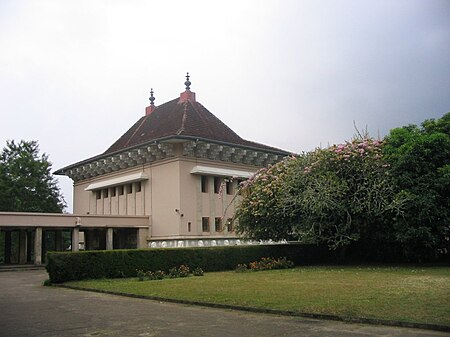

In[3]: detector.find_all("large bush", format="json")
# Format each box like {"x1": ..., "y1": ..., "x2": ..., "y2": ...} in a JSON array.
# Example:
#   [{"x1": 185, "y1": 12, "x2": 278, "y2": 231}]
[{"x1": 236, "y1": 138, "x2": 404, "y2": 256}]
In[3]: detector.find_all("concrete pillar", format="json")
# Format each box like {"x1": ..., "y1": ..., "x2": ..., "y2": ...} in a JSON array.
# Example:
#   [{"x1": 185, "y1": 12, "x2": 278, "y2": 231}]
[
  {"x1": 106, "y1": 228, "x2": 113, "y2": 250},
  {"x1": 34, "y1": 227, "x2": 42, "y2": 265},
  {"x1": 4, "y1": 230, "x2": 12, "y2": 264},
  {"x1": 55, "y1": 230, "x2": 64, "y2": 251},
  {"x1": 72, "y1": 227, "x2": 79, "y2": 252},
  {"x1": 19, "y1": 230, "x2": 27, "y2": 264},
  {"x1": 137, "y1": 228, "x2": 149, "y2": 249}
]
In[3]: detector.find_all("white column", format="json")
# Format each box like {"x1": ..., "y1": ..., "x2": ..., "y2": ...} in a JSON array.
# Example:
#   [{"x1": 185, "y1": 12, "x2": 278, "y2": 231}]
[
  {"x1": 72, "y1": 227, "x2": 79, "y2": 252},
  {"x1": 137, "y1": 228, "x2": 148, "y2": 249},
  {"x1": 34, "y1": 227, "x2": 42, "y2": 265},
  {"x1": 106, "y1": 227, "x2": 113, "y2": 250}
]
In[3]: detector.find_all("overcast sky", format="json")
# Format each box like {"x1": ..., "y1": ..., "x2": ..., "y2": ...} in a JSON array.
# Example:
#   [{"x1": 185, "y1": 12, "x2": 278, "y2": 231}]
[{"x1": 1, "y1": 0, "x2": 449, "y2": 212}]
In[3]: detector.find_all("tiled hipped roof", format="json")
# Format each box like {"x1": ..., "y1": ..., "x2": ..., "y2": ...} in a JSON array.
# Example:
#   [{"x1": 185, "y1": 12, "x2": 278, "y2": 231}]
[{"x1": 105, "y1": 97, "x2": 286, "y2": 155}]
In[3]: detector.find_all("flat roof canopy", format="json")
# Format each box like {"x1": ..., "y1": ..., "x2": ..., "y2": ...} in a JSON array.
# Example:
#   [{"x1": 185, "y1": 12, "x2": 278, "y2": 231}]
[
  {"x1": 190, "y1": 166, "x2": 254, "y2": 179},
  {"x1": 85, "y1": 172, "x2": 149, "y2": 191}
]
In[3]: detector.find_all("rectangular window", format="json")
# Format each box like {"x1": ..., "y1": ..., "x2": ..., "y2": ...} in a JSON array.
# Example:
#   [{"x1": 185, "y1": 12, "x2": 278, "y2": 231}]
[
  {"x1": 135, "y1": 181, "x2": 142, "y2": 192},
  {"x1": 127, "y1": 183, "x2": 133, "y2": 194},
  {"x1": 227, "y1": 218, "x2": 233, "y2": 232},
  {"x1": 214, "y1": 177, "x2": 221, "y2": 194},
  {"x1": 237, "y1": 179, "x2": 245, "y2": 188},
  {"x1": 215, "y1": 217, "x2": 222, "y2": 232},
  {"x1": 103, "y1": 188, "x2": 109, "y2": 198},
  {"x1": 187, "y1": 222, "x2": 191, "y2": 232},
  {"x1": 118, "y1": 185, "x2": 124, "y2": 195},
  {"x1": 226, "y1": 180, "x2": 233, "y2": 195},
  {"x1": 96, "y1": 190, "x2": 101, "y2": 200},
  {"x1": 202, "y1": 217, "x2": 210, "y2": 232},
  {"x1": 110, "y1": 186, "x2": 116, "y2": 197},
  {"x1": 201, "y1": 176, "x2": 208, "y2": 193}
]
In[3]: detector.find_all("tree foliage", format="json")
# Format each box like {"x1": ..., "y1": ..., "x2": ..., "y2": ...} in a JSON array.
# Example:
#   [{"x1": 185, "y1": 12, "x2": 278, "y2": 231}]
[
  {"x1": 383, "y1": 113, "x2": 450, "y2": 260},
  {"x1": 0, "y1": 140, "x2": 65, "y2": 213}
]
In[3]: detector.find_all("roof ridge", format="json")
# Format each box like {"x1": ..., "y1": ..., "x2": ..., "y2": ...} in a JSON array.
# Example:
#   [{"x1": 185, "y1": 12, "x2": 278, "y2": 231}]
[
  {"x1": 123, "y1": 114, "x2": 150, "y2": 149},
  {"x1": 176, "y1": 101, "x2": 188, "y2": 135}
]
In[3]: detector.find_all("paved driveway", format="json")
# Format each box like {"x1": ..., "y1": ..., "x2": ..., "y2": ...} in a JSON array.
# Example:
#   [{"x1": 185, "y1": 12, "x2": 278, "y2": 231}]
[{"x1": 0, "y1": 270, "x2": 447, "y2": 337}]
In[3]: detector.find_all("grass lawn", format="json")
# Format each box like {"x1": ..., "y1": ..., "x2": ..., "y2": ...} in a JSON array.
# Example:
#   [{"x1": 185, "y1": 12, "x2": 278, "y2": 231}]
[{"x1": 65, "y1": 265, "x2": 450, "y2": 326}]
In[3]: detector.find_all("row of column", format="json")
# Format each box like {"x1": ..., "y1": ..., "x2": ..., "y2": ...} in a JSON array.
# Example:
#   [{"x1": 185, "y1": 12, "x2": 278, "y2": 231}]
[{"x1": 3, "y1": 227, "x2": 147, "y2": 265}]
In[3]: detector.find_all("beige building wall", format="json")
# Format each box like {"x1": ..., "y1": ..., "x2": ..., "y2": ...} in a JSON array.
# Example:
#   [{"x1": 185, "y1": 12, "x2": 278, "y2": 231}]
[
  {"x1": 72, "y1": 155, "x2": 257, "y2": 242},
  {"x1": 148, "y1": 159, "x2": 180, "y2": 238}
]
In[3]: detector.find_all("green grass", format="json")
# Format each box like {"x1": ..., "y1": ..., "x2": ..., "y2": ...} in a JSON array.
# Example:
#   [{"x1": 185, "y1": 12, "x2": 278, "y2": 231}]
[{"x1": 66, "y1": 266, "x2": 450, "y2": 326}]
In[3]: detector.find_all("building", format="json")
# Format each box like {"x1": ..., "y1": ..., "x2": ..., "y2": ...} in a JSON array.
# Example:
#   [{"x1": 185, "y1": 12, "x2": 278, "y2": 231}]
[{"x1": 0, "y1": 74, "x2": 289, "y2": 265}]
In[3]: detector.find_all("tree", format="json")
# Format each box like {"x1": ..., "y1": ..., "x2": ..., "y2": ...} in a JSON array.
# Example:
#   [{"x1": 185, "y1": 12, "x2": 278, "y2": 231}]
[
  {"x1": 383, "y1": 113, "x2": 450, "y2": 260},
  {"x1": 0, "y1": 140, "x2": 65, "y2": 213}
]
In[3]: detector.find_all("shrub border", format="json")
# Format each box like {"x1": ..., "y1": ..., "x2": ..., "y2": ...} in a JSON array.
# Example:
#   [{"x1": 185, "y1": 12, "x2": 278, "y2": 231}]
[{"x1": 46, "y1": 244, "x2": 329, "y2": 283}]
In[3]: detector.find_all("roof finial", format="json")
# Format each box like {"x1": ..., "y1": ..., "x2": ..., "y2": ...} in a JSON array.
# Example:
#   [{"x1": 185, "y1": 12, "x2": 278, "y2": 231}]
[
  {"x1": 149, "y1": 88, "x2": 155, "y2": 106},
  {"x1": 184, "y1": 72, "x2": 191, "y2": 90}
]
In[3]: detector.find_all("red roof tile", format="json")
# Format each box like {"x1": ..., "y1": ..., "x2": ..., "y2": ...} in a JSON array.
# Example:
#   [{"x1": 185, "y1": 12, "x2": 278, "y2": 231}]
[{"x1": 104, "y1": 96, "x2": 288, "y2": 155}]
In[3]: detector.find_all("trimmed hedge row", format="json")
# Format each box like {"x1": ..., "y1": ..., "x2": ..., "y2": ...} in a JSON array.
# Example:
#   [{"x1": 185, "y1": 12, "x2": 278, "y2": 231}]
[{"x1": 46, "y1": 244, "x2": 329, "y2": 283}]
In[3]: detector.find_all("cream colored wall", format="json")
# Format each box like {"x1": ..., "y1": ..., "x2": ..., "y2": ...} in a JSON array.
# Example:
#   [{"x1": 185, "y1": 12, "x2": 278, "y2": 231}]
[
  {"x1": 179, "y1": 158, "x2": 258, "y2": 238},
  {"x1": 72, "y1": 155, "x2": 258, "y2": 240},
  {"x1": 73, "y1": 182, "x2": 92, "y2": 214},
  {"x1": 149, "y1": 160, "x2": 180, "y2": 237},
  {"x1": 73, "y1": 167, "x2": 147, "y2": 216}
]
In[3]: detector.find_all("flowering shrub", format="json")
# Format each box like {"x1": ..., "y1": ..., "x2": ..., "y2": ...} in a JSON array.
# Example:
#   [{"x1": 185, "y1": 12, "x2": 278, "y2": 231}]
[
  {"x1": 235, "y1": 157, "x2": 298, "y2": 240},
  {"x1": 149, "y1": 270, "x2": 166, "y2": 280},
  {"x1": 137, "y1": 265, "x2": 192, "y2": 281},
  {"x1": 169, "y1": 265, "x2": 190, "y2": 278},
  {"x1": 235, "y1": 136, "x2": 406, "y2": 253},
  {"x1": 192, "y1": 267, "x2": 204, "y2": 276},
  {"x1": 235, "y1": 264, "x2": 248, "y2": 272},
  {"x1": 136, "y1": 269, "x2": 166, "y2": 281},
  {"x1": 235, "y1": 257, "x2": 294, "y2": 272}
]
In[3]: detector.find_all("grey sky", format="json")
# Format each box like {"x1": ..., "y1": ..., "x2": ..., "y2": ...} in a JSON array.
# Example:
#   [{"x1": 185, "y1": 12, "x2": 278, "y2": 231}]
[{"x1": 1, "y1": 0, "x2": 449, "y2": 212}]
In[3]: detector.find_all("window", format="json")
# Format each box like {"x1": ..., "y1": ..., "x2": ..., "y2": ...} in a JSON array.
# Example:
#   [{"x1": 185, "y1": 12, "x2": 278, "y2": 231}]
[
  {"x1": 187, "y1": 222, "x2": 191, "y2": 232},
  {"x1": 103, "y1": 188, "x2": 108, "y2": 198},
  {"x1": 135, "y1": 181, "x2": 142, "y2": 192},
  {"x1": 227, "y1": 218, "x2": 233, "y2": 232},
  {"x1": 214, "y1": 177, "x2": 221, "y2": 194},
  {"x1": 201, "y1": 176, "x2": 208, "y2": 193},
  {"x1": 202, "y1": 217, "x2": 210, "y2": 232},
  {"x1": 215, "y1": 217, "x2": 222, "y2": 232},
  {"x1": 237, "y1": 179, "x2": 245, "y2": 188},
  {"x1": 226, "y1": 180, "x2": 233, "y2": 195},
  {"x1": 110, "y1": 186, "x2": 116, "y2": 197},
  {"x1": 96, "y1": 190, "x2": 101, "y2": 200},
  {"x1": 127, "y1": 183, "x2": 133, "y2": 194},
  {"x1": 118, "y1": 185, "x2": 124, "y2": 195}
]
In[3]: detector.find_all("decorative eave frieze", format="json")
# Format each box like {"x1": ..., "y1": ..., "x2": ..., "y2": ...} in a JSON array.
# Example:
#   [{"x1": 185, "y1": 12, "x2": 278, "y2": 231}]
[
  {"x1": 181, "y1": 140, "x2": 279, "y2": 166},
  {"x1": 62, "y1": 142, "x2": 176, "y2": 182},
  {"x1": 56, "y1": 137, "x2": 288, "y2": 183}
]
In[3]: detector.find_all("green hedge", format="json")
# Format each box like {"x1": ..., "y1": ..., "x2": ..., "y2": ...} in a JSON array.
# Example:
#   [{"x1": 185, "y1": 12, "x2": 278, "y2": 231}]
[{"x1": 46, "y1": 244, "x2": 329, "y2": 283}]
